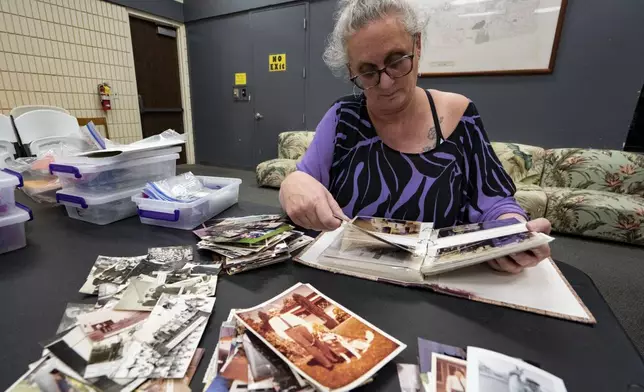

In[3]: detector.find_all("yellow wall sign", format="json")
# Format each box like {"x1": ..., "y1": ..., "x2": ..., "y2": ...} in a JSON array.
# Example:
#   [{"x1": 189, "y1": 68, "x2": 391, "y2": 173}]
[
  {"x1": 234, "y1": 73, "x2": 247, "y2": 85},
  {"x1": 269, "y1": 54, "x2": 286, "y2": 72}
]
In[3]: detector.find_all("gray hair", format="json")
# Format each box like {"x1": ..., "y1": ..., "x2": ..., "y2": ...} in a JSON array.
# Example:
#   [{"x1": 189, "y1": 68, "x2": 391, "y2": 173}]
[{"x1": 323, "y1": 0, "x2": 427, "y2": 76}]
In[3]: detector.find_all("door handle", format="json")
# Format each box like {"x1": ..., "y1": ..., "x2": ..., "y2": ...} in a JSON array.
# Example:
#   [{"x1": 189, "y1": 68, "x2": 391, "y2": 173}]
[{"x1": 255, "y1": 112, "x2": 264, "y2": 120}]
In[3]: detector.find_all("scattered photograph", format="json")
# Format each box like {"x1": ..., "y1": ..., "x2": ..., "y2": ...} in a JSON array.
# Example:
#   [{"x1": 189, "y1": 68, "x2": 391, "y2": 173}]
[
  {"x1": 96, "y1": 283, "x2": 127, "y2": 309},
  {"x1": 147, "y1": 246, "x2": 193, "y2": 270},
  {"x1": 6, "y1": 356, "x2": 98, "y2": 392},
  {"x1": 115, "y1": 273, "x2": 217, "y2": 312},
  {"x1": 45, "y1": 326, "x2": 93, "y2": 375},
  {"x1": 137, "y1": 348, "x2": 203, "y2": 392},
  {"x1": 436, "y1": 218, "x2": 521, "y2": 239},
  {"x1": 397, "y1": 363, "x2": 421, "y2": 392},
  {"x1": 220, "y1": 344, "x2": 249, "y2": 383},
  {"x1": 285, "y1": 233, "x2": 314, "y2": 254},
  {"x1": 431, "y1": 353, "x2": 467, "y2": 392},
  {"x1": 205, "y1": 376, "x2": 249, "y2": 392},
  {"x1": 243, "y1": 332, "x2": 312, "y2": 392},
  {"x1": 418, "y1": 338, "x2": 467, "y2": 373},
  {"x1": 76, "y1": 308, "x2": 148, "y2": 341},
  {"x1": 466, "y1": 347, "x2": 567, "y2": 392},
  {"x1": 79, "y1": 255, "x2": 147, "y2": 294},
  {"x1": 235, "y1": 283, "x2": 406, "y2": 392},
  {"x1": 84, "y1": 334, "x2": 129, "y2": 378},
  {"x1": 56, "y1": 303, "x2": 97, "y2": 334},
  {"x1": 133, "y1": 294, "x2": 215, "y2": 355}
]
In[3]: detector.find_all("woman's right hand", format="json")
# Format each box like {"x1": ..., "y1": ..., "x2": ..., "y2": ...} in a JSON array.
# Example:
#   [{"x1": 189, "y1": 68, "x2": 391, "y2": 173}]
[{"x1": 279, "y1": 171, "x2": 347, "y2": 231}]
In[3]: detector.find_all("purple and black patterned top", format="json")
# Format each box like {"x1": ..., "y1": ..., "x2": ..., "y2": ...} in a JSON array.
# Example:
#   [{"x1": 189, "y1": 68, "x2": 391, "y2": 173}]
[{"x1": 297, "y1": 90, "x2": 527, "y2": 228}]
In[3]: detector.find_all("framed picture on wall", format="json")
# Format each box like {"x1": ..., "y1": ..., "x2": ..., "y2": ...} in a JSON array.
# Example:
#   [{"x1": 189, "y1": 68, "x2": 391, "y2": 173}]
[{"x1": 419, "y1": 0, "x2": 568, "y2": 76}]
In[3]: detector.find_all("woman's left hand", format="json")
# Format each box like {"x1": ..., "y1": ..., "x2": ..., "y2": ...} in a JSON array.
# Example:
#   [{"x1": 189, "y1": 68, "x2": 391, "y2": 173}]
[{"x1": 487, "y1": 218, "x2": 552, "y2": 274}]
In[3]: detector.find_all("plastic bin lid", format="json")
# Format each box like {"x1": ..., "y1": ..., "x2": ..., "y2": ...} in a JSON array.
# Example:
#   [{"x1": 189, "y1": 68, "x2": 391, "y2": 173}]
[
  {"x1": 49, "y1": 152, "x2": 180, "y2": 177},
  {"x1": 56, "y1": 185, "x2": 145, "y2": 206},
  {"x1": 0, "y1": 168, "x2": 23, "y2": 189},
  {"x1": 0, "y1": 203, "x2": 32, "y2": 227}
]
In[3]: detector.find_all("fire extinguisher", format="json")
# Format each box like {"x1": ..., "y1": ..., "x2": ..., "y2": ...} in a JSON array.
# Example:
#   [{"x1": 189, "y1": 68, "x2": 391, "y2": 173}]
[{"x1": 98, "y1": 83, "x2": 112, "y2": 111}]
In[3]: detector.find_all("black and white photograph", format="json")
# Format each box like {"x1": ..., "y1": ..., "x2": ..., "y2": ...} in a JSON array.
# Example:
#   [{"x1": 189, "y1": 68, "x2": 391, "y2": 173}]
[
  {"x1": 114, "y1": 322, "x2": 207, "y2": 379},
  {"x1": 56, "y1": 303, "x2": 97, "y2": 334},
  {"x1": 84, "y1": 334, "x2": 128, "y2": 378},
  {"x1": 396, "y1": 363, "x2": 421, "y2": 392},
  {"x1": 96, "y1": 283, "x2": 127, "y2": 309},
  {"x1": 148, "y1": 245, "x2": 193, "y2": 264},
  {"x1": 79, "y1": 255, "x2": 147, "y2": 294},
  {"x1": 133, "y1": 294, "x2": 215, "y2": 355},
  {"x1": 115, "y1": 273, "x2": 218, "y2": 311},
  {"x1": 466, "y1": 347, "x2": 567, "y2": 392},
  {"x1": 76, "y1": 308, "x2": 148, "y2": 342}
]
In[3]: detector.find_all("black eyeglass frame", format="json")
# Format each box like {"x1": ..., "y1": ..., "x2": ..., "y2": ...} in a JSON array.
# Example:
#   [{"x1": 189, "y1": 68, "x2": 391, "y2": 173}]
[{"x1": 348, "y1": 36, "x2": 418, "y2": 90}]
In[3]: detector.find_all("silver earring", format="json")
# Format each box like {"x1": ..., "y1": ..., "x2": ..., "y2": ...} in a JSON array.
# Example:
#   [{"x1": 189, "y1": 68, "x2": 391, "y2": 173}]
[{"x1": 352, "y1": 85, "x2": 359, "y2": 98}]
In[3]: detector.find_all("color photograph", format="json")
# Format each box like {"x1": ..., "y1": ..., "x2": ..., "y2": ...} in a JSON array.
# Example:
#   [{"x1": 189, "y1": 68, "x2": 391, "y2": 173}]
[
  {"x1": 235, "y1": 283, "x2": 405, "y2": 391},
  {"x1": 431, "y1": 353, "x2": 467, "y2": 392}
]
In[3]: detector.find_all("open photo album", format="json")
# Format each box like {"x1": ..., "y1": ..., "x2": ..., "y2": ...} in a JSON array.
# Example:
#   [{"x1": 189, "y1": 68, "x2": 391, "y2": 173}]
[
  {"x1": 297, "y1": 217, "x2": 596, "y2": 324},
  {"x1": 327, "y1": 217, "x2": 552, "y2": 277}
]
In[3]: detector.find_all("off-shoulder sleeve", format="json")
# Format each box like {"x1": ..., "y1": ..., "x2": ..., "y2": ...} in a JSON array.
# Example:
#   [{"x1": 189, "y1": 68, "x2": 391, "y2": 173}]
[
  {"x1": 461, "y1": 103, "x2": 528, "y2": 223},
  {"x1": 296, "y1": 102, "x2": 340, "y2": 189}
]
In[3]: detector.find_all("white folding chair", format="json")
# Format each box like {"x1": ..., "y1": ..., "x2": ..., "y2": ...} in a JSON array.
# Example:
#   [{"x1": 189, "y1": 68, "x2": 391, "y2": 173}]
[
  {"x1": 0, "y1": 114, "x2": 17, "y2": 157},
  {"x1": 10, "y1": 105, "x2": 70, "y2": 118},
  {"x1": 13, "y1": 110, "x2": 84, "y2": 156}
]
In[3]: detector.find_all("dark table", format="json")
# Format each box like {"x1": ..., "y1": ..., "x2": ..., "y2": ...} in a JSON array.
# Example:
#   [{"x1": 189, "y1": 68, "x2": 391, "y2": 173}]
[{"x1": 1, "y1": 195, "x2": 644, "y2": 392}]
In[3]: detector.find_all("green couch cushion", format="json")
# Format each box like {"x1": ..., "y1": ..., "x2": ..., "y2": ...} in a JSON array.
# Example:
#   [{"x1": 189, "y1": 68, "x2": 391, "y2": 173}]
[
  {"x1": 545, "y1": 188, "x2": 644, "y2": 245},
  {"x1": 256, "y1": 159, "x2": 297, "y2": 188},
  {"x1": 278, "y1": 131, "x2": 315, "y2": 160},
  {"x1": 515, "y1": 184, "x2": 547, "y2": 219},
  {"x1": 491, "y1": 142, "x2": 545, "y2": 186},
  {"x1": 542, "y1": 148, "x2": 644, "y2": 196}
]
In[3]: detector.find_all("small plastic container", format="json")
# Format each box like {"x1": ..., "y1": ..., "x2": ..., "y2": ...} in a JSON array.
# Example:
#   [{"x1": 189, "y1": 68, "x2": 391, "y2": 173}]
[
  {"x1": 49, "y1": 153, "x2": 180, "y2": 194},
  {"x1": 0, "y1": 169, "x2": 23, "y2": 214},
  {"x1": 0, "y1": 202, "x2": 32, "y2": 254},
  {"x1": 56, "y1": 185, "x2": 143, "y2": 225},
  {"x1": 132, "y1": 176, "x2": 242, "y2": 230}
]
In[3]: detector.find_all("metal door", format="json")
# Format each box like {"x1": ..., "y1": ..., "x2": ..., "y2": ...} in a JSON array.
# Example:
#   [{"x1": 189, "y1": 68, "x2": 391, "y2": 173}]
[{"x1": 250, "y1": 4, "x2": 307, "y2": 165}]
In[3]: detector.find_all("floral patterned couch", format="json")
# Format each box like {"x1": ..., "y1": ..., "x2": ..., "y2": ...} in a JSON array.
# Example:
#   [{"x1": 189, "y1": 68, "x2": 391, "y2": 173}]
[{"x1": 257, "y1": 131, "x2": 644, "y2": 245}]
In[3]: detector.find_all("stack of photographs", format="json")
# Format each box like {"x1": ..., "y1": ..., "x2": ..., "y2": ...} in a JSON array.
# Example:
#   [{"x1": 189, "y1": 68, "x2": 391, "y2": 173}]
[
  {"x1": 194, "y1": 215, "x2": 313, "y2": 275},
  {"x1": 7, "y1": 246, "x2": 217, "y2": 392},
  {"x1": 396, "y1": 338, "x2": 568, "y2": 392},
  {"x1": 202, "y1": 283, "x2": 406, "y2": 392}
]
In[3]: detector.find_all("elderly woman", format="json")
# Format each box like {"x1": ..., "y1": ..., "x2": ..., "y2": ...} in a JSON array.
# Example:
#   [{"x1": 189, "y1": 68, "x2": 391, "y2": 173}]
[{"x1": 279, "y1": 0, "x2": 551, "y2": 274}]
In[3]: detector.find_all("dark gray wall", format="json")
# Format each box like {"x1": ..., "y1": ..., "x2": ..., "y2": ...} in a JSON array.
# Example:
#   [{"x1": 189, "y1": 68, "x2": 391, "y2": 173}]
[
  {"x1": 184, "y1": 0, "x2": 301, "y2": 21},
  {"x1": 104, "y1": 0, "x2": 184, "y2": 22},
  {"x1": 187, "y1": 0, "x2": 644, "y2": 164}
]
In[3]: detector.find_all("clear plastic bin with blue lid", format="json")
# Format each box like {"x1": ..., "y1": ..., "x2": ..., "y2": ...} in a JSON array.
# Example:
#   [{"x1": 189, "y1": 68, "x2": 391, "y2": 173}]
[
  {"x1": 49, "y1": 150, "x2": 180, "y2": 194},
  {"x1": 0, "y1": 202, "x2": 33, "y2": 255},
  {"x1": 0, "y1": 168, "x2": 24, "y2": 215},
  {"x1": 132, "y1": 173, "x2": 242, "y2": 230},
  {"x1": 56, "y1": 184, "x2": 144, "y2": 225}
]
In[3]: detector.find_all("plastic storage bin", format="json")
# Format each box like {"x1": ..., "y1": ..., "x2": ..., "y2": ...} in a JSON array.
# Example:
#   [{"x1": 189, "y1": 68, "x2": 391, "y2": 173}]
[
  {"x1": 132, "y1": 176, "x2": 242, "y2": 230},
  {"x1": 0, "y1": 169, "x2": 23, "y2": 214},
  {"x1": 50, "y1": 153, "x2": 180, "y2": 194},
  {"x1": 0, "y1": 203, "x2": 32, "y2": 254},
  {"x1": 56, "y1": 185, "x2": 143, "y2": 225}
]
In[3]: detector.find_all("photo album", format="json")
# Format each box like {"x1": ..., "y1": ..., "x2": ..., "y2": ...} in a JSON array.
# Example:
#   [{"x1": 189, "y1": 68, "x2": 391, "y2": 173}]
[{"x1": 298, "y1": 217, "x2": 595, "y2": 324}]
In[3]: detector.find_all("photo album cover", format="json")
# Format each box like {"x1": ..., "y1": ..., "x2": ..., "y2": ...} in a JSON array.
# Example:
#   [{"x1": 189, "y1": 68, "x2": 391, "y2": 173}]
[
  {"x1": 234, "y1": 283, "x2": 406, "y2": 392},
  {"x1": 296, "y1": 217, "x2": 596, "y2": 324}
]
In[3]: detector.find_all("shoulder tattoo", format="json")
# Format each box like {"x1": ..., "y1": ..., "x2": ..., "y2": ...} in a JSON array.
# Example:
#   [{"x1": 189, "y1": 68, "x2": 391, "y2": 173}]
[{"x1": 421, "y1": 116, "x2": 444, "y2": 153}]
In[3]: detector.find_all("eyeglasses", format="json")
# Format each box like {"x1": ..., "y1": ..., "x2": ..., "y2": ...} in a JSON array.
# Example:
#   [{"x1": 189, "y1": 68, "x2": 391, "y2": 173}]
[{"x1": 349, "y1": 39, "x2": 417, "y2": 90}]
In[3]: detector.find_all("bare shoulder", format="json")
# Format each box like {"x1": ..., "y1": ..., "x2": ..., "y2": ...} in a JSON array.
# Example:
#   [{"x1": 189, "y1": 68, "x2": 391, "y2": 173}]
[{"x1": 427, "y1": 89, "x2": 472, "y2": 138}]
